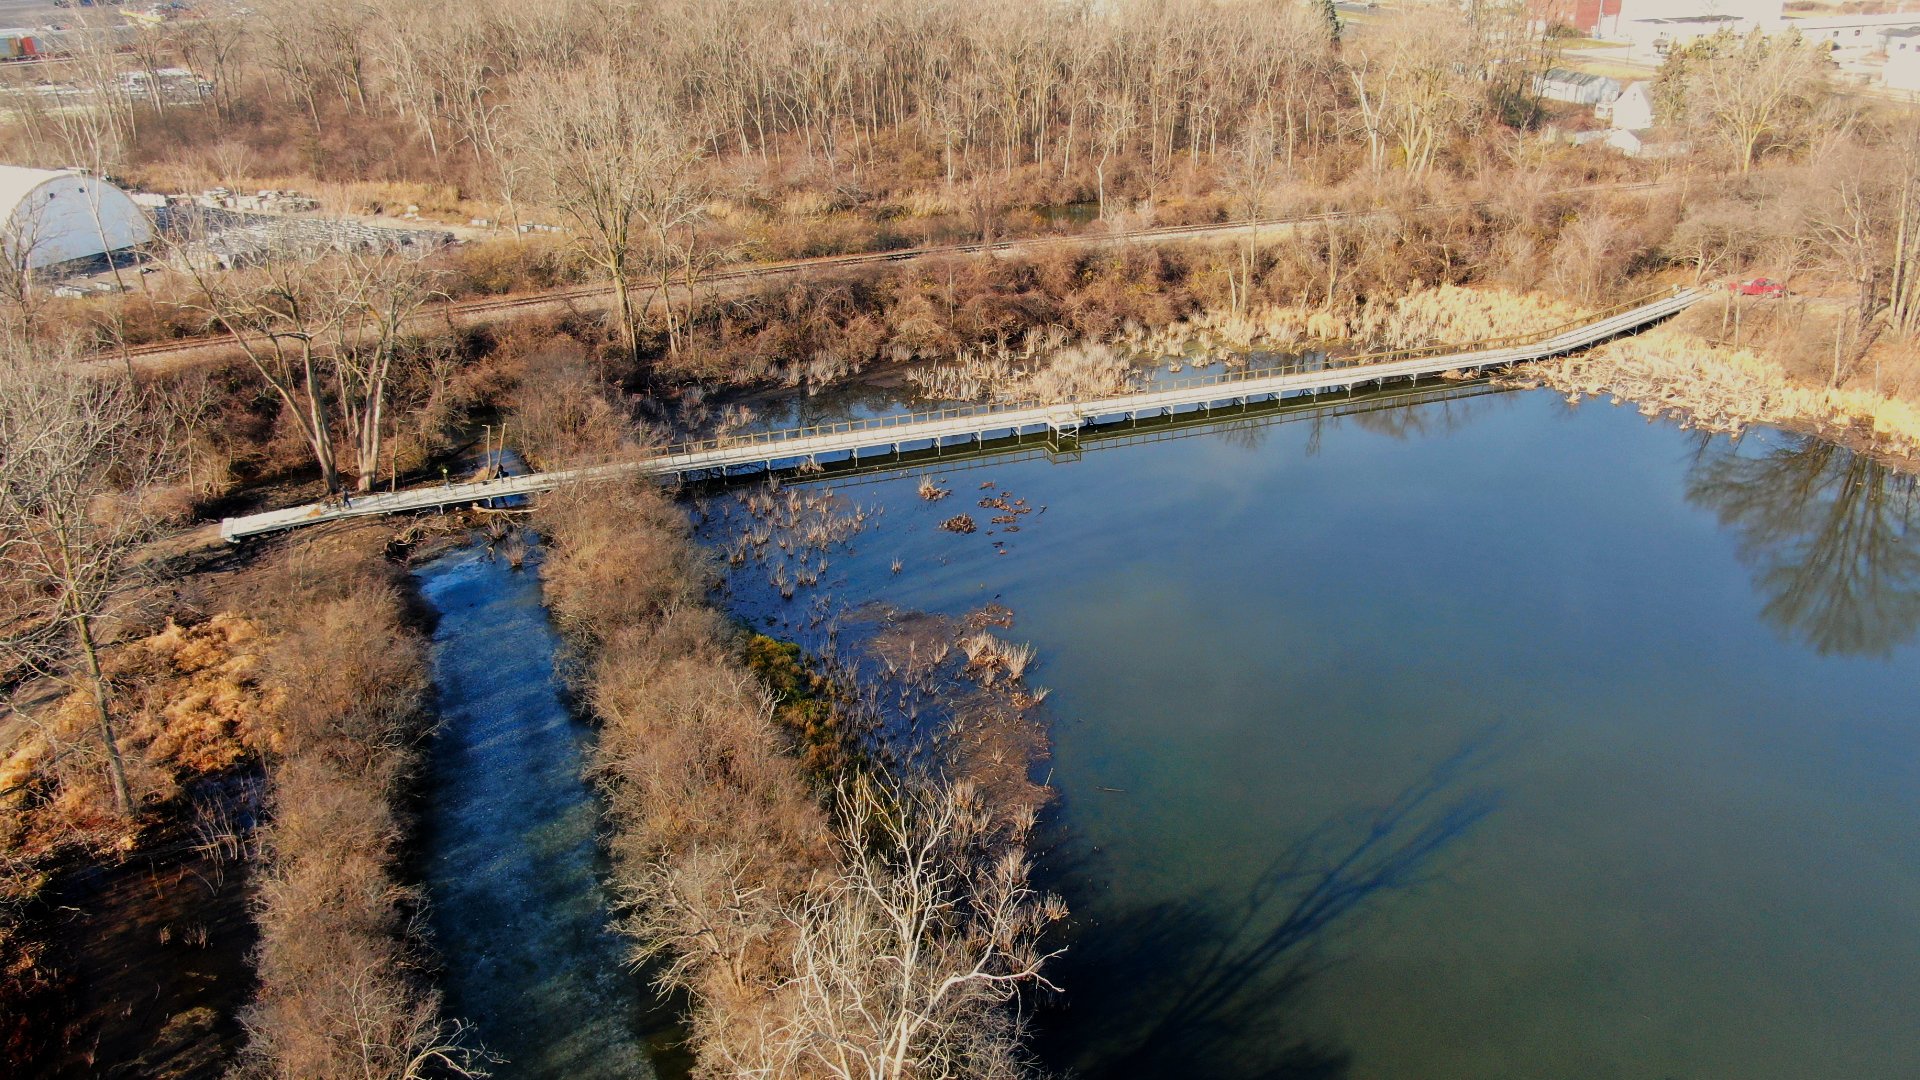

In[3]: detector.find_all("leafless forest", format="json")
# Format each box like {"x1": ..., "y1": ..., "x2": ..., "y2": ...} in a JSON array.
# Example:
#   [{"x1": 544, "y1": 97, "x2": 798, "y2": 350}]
[
  {"x1": 4, "y1": 0, "x2": 1920, "y2": 1077},
  {"x1": 2, "y1": 1, "x2": 1916, "y2": 400}
]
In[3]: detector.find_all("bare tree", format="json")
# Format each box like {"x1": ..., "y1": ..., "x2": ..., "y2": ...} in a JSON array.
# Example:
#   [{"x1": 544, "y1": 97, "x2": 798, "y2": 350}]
[
  {"x1": 61, "y1": 11, "x2": 140, "y2": 147},
  {"x1": 1344, "y1": 12, "x2": 1477, "y2": 179},
  {"x1": 50, "y1": 21, "x2": 140, "y2": 297},
  {"x1": 250, "y1": 0, "x2": 371, "y2": 134},
  {"x1": 185, "y1": 245, "x2": 355, "y2": 491},
  {"x1": 1222, "y1": 121, "x2": 1284, "y2": 314},
  {"x1": 328, "y1": 250, "x2": 441, "y2": 490},
  {"x1": 1669, "y1": 29, "x2": 1830, "y2": 176},
  {"x1": 147, "y1": 368, "x2": 233, "y2": 499},
  {"x1": 0, "y1": 201, "x2": 54, "y2": 339},
  {"x1": 1811, "y1": 175, "x2": 1884, "y2": 386},
  {"x1": 1552, "y1": 211, "x2": 1633, "y2": 305},
  {"x1": 175, "y1": 9, "x2": 252, "y2": 122},
  {"x1": 1884, "y1": 129, "x2": 1920, "y2": 338},
  {"x1": 0, "y1": 337, "x2": 155, "y2": 814},
  {"x1": 1467, "y1": 0, "x2": 1559, "y2": 129},
  {"x1": 774, "y1": 775, "x2": 1064, "y2": 1080},
  {"x1": 1092, "y1": 92, "x2": 1137, "y2": 224},
  {"x1": 1668, "y1": 196, "x2": 1773, "y2": 284},
  {"x1": 510, "y1": 58, "x2": 704, "y2": 357},
  {"x1": 185, "y1": 239, "x2": 442, "y2": 492}
]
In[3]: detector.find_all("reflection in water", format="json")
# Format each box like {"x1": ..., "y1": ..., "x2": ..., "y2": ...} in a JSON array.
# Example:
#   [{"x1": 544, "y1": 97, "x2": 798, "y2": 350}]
[
  {"x1": 702, "y1": 388, "x2": 1920, "y2": 1077},
  {"x1": 1215, "y1": 414, "x2": 1275, "y2": 452},
  {"x1": 1686, "y1": 435, "x2": 1920, "y2": 657},
  {"x1": 1040, "y1": 735, "x2": 1502, "y2": 1080},
  {"x1": 1344, "y1": 390, "x2": 1493, "y2": 441}
]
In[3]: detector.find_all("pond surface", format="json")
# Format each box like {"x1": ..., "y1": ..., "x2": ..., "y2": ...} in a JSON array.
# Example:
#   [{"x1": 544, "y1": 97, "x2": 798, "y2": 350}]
[
  {"x1": 702, "y1": 386, "x2": 1920, "y2": 1080},
  {"x1": 413, "y1": 544, "x2": 662, "y2": 1078}
]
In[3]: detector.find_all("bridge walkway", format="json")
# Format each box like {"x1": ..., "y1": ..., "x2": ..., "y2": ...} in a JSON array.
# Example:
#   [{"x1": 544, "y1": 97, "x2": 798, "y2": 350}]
[{"x1": 219, "y1": 287, "x2": 1704, "y2": 542}]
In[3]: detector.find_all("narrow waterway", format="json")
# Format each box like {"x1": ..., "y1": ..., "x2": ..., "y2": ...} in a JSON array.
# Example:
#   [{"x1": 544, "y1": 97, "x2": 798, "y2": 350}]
[
  {"x1": 412, "y1": 542, "x2": 659, "y2": 1078},
  {"x1": 700, "y1": 386, "x2": 1920, "y2": 1080}
]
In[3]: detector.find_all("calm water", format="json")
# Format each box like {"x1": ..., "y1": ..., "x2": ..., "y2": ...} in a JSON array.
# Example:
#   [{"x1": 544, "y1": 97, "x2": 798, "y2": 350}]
[
  {"x1": 704, "y1": 387, "x2": 1920, "y2": 1079},
  {"x1": 413, "y1": 544, "x2": 658, "y2": 1078}
]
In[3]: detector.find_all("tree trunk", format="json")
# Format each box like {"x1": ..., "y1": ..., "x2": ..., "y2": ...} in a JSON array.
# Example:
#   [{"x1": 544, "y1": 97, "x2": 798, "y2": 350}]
[
  {"x1": 611, "y1": 273, "x2": 639, "y2": 357},
  {"x1": 300, "y1": 350, "x2": 340, "y2": 492},
  {"x1": 74, "y1": 611, "x2": 131, "y2": 815}
]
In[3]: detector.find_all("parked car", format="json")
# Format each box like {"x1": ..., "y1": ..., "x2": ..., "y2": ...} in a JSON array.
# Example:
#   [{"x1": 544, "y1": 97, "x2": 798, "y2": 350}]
[{"x1": 1729, "y1": 277, "x2": 1787, "y2": 298}]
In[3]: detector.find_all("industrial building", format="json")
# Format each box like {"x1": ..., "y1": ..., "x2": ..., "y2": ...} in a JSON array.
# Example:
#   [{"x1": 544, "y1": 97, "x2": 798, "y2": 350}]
[
  {"x1": 0, "y1": 165, "x2": 154, "y2": 270},
  {"x1": 1535, "y1": 68, "x2": 1624, "y2": 107},
  {"x1": 1529, "y1": 0, "x2": 1785, "y2": 40}
]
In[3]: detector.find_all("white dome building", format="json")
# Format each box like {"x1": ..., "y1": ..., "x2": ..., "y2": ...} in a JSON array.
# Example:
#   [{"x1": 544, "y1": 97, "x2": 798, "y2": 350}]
[{"x1": 0, "y1": 166, "x2": 154, "y2": 270}]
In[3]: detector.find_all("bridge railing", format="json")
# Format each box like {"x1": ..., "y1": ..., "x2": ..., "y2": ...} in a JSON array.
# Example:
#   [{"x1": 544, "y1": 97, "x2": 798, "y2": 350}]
[
  {"x1": 654, "y1": 399, "x2": 1064, "y2": 458},
  {"x1": 646, "y1": 286, "x2": 1692, "y2": 461}
]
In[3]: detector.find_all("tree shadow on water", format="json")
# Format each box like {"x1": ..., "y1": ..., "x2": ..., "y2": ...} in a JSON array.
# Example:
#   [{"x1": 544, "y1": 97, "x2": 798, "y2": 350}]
[
  {"x1": 1037, "y1": 733, "x2": 1504, "y2": 1080},
  {"x1": 1685, "y1": 433, "x2": 1920, "y2": 657}
]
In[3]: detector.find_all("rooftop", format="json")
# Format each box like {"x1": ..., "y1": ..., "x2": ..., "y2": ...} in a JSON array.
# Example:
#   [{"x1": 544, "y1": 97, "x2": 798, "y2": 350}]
[
  {"x1": 1786, "y1": 13, "x2": 1920, "y2": 30},
  {"x1": 1541, "y1": 68, "x2": 1622, "y2": 88},
  {"x1": 1632, "y1": 15, "x2": 1745, "y2": 27}
]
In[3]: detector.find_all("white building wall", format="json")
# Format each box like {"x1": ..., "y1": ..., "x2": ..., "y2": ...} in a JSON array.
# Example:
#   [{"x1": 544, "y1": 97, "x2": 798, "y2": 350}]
[
  {"x1": 1620, "y1": 16, "x2": 1761, "y2": 59},
  {"x1": 1886, "y1": 38, "x2": 1920, "y2": 91},
  {"x1": 1603, "y1": 82, "x2": 1656, "y2": 131},
  {"x1": 1789, "y1": 15, "x2": 1920, "y2": 51}
]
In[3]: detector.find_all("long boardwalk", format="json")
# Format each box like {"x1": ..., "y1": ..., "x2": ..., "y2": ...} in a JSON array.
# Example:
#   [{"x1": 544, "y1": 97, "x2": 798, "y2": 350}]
[{"x1": 220, "y1": 287, "x2": 1704, "y2": 542}]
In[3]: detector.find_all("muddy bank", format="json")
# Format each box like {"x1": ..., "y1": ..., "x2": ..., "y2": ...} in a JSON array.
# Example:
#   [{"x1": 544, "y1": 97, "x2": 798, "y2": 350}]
[{"x1": 32, "y1": 771, "x2": 263, "y2": 1079}]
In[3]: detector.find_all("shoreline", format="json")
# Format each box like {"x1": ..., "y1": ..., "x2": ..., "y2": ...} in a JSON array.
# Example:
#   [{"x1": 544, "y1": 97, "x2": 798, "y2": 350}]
[{"x1": 1518, "y1": 323, "x2": 1920, "y2": 469}]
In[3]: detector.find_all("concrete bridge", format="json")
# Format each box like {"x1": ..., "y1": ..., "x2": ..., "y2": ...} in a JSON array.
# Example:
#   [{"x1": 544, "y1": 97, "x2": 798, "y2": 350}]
[{"x1": 219, "y1": 287, "x2": 1705, "y2": 542}]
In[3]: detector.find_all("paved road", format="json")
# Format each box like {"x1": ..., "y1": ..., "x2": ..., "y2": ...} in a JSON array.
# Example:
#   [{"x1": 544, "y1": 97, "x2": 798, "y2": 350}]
[{"x1": 0, "y1": 0, "x2": 69, "y2": 29}]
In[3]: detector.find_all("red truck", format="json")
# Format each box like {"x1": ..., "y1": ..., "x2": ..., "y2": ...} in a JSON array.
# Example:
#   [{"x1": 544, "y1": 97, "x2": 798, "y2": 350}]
[{"x1": 1728, "y1": 277, "x2": 1787, "y2": 298}]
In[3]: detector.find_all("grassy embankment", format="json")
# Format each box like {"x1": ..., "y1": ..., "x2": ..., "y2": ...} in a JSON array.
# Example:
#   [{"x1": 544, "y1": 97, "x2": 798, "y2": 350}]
[
  {"x1": 671, "y1": 235, "x2": 1920, "y2": 466},
  {"x1": 0, "y1": 522, "x2": 479, "y2": 1079},
  {"x1": 0, "y1": 315, "x2": 520, "y2": 1077}
]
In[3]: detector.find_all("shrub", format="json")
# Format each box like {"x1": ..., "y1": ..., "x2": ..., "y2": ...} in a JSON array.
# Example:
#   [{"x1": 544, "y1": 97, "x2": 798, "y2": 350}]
[{"x1": 228, "y1": 543, "x2": 481, "y2": 1080}]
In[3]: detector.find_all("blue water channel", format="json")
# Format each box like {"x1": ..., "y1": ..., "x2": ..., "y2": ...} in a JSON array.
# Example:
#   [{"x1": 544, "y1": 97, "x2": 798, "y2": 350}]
[
  {"x1": 699, "y1": 385, "x2": 1920, "y2": 1079},
  {"x1": 412, "y1": 542, "x2": 659, "y2": 1078}
]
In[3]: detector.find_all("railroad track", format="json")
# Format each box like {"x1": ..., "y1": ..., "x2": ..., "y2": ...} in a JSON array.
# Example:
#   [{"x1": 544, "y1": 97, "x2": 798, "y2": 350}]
[{"x1": 98, "y1": 181, "x2": 1675, "y2": 373}]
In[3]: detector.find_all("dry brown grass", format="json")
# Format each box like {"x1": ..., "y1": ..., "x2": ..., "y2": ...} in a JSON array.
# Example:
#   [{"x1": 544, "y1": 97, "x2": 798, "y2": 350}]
[
  {"x1": 1138, "y1": 284, "x2": 1590, "y2": 355},
  {"x1": 538, "y1": 467, "x2": 1060, "y2": 1074},
  {"x1": 1, "y1": 613, "x2": 278, "y2": 859},
  {"x1": 222, "y1": 535, "x2": 479, "y2": 1080},
  {"x1": 125, "y1": 615, "x2": 279, "y2": 774},
  {"x1": 1531, "y1": 324, "x2": 1920, "y2": 460},
  {"x1": 538, "y1": 481, "x2": 705, "y2": 643},
  {"x1": 536, "y1": 478, "x2": 834, "y2": 1069}
]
